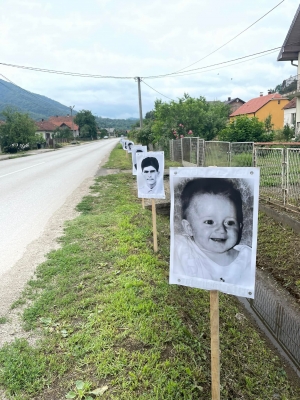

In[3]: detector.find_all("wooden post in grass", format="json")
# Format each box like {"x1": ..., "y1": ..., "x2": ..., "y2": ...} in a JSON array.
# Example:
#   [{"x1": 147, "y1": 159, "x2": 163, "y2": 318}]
[
  {"x1": 142, "y1": 198, "x2": 145, "y2": 209},
  {"x1": 210, "y1": 290, "x2": 220, "y2": 400},
  {"x1": 151, "y1": 199, "x2": 158, "y2": 252}
]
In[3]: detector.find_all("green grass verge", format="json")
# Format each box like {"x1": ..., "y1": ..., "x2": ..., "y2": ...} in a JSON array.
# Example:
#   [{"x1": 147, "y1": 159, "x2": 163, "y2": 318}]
[
  {"x1": 257, "y1": 213, "x2": 300, "y2": 300},
  {"x1": 0, "y1": 152, "x2": 299, "y2": 399}
]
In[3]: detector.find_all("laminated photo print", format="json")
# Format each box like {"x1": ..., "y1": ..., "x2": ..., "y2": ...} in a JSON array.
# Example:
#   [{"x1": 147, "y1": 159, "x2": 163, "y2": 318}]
[
  {"x1": 122, "y1": 140, "x2": 129, "y2": 150},
  {"x1": 169, "y1": 167, "x2": 260, "y2": 298},
  {"x1": 127, "y1": 141, "x2": 134, "y2": 153},
  {"x1": 131, "y1": 145, "x2": 147, "y2": 175},
  {"x1": 136, "y1": 152, "x2": 166, "y2": 199}
]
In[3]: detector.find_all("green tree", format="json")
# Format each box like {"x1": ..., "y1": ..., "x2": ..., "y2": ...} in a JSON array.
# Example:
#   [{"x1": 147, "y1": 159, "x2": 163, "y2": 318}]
[
  {"x1": 264, "y1": 114, "x2": 274, "y2": 134},
  {"x1": 74, "y1": 110, "x2": 97, "y2": 139},
  {"x1": 150, "y1": 94, "x2": 229, "y2": 144},
  {"x1": 53, "y1": 126, "x2": 73, "y2": 139},
  {"x1": 282, "y1": 124, "x2": 294, "y2": 141},
  {"x1": 218, "y1": 116, "x2": 274, "y2": 142},
  {"x1": 0, "y1": 107, "x2": 38, "y2": 153}
]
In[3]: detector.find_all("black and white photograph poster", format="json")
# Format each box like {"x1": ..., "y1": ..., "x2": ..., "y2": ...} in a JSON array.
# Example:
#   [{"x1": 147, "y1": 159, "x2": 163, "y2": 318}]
[
  {"x1": 136, "y1": 152, "x2": 166, "y2": 199},
  {"x1": 121, "y1": 139, "x2": 128, "y2": 150},
  {"x1": 127, "y1": 141, "x2": 134, "y2": 153},
  {"x1": 131, "y1": 145, "x2": 147, "y2": 175},
  {"x1": 169, "y1": 167, "x2": 260, "y2": 298}
]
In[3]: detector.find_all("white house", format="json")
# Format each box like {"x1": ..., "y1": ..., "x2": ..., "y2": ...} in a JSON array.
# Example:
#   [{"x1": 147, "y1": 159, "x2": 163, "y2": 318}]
[{"x1": 282, "y1": 97, "x2": 296, "y2": 128}]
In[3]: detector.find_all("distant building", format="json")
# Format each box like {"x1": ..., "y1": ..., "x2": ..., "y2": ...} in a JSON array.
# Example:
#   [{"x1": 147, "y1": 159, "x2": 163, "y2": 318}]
[
  {"x1": 48, "y1": 115, "x2": 79, "y2": 137},
  {"x1": 282, "y1": 97, "x2": 296, "y2": 128},
  {"x1": 277, "y1": 4, "x2": 300, "y2": 133},
  {"x1": 223, "y1": 97, "x2": 245, "y2": 114},
  {"x1": 230, "y1": 92, "x2": 289, "y2": 130},
  {"x1": 35, "y1": 120, "x2": 57, "y2": 142},
  {"x1": 105, "y1": 128, "x2": 116, "y2": 137}
]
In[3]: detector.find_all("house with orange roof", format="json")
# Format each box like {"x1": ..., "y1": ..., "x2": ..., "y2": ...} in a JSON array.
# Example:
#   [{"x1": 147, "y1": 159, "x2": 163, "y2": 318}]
[
  {"x1": 48, "y1": 115, "x2": 79, "y2": 137},
  {"x1": 229, "y1": 92, "x2": 289, "y2": 130}
]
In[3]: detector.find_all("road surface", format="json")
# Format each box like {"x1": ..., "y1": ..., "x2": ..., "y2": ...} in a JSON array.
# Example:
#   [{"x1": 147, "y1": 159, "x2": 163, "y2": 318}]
[{"x1": 0, "y1": 139, "x2": 118, "y2": 316}]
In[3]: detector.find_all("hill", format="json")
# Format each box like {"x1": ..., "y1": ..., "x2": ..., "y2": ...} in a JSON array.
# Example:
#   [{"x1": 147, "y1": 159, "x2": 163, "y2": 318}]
[
  {"x1": 0, "y1": 78, "x2": 75, "y2": 120},
  {"x1": 0, "y1": 78, "x2": 139, "y2": 128},
  {"x1": 96, "y1": 116, "x2": 139, "y2": 130}
]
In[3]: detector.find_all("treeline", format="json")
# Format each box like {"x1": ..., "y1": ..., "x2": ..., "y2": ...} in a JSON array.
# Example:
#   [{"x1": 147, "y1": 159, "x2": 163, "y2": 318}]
[
  {"x1": 129, "y1": 93, "x2": 278, "y2": 147},
  {"x1": 96, "y1": 116, "x2": 138, "y2": 130},
  {"x1": 130, "y1": 94, "x2": 230, "y2": 146}
]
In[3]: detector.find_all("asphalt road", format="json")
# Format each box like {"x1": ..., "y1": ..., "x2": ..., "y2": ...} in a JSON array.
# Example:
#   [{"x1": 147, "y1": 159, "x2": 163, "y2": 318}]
[{"x1": 0, "y1": 139, "x2": 118, "y2": 278}]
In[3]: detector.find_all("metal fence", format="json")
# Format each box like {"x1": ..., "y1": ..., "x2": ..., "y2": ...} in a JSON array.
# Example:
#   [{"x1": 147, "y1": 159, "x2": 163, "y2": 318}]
[
  {"x1": 247, "y1": 280, "x2": 300, "y2": 369},
  {"x1": 169, "y1": 139, "x2": 300, "y2": 209}
]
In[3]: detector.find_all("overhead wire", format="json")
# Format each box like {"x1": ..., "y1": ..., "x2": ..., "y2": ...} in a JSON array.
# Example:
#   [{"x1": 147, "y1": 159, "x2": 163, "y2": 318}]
[
  {"x1": 141, "y1": 79, "x2": 175, "y2": 101},
  {"x1": 0, "y1": 45, "x2": 286, "y2": 81},
  {"x1": 0, "y1": 74, "x2": 66, "y2": 116},
  {"x1": 171, "y1": 0, "x2": 285, "y2": 74}
]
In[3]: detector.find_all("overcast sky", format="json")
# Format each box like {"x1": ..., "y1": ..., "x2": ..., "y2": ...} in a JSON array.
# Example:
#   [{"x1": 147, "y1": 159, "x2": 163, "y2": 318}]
[{"x1": 0, "y1": 0, "x2": 299, "y2": 119}]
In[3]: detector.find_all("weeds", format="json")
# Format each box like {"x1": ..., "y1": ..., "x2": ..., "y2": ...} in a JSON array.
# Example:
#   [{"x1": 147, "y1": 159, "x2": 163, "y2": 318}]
[{"x1": 0, "y1": 148, "x2": 299, "y2": 399}]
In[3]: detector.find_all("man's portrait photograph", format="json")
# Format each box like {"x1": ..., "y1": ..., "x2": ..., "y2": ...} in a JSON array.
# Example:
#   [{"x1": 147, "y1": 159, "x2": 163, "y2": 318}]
[
  {"x1": 169, "y1": 167, "x2": 260, "y2": 298},
  {"x1": 136, "y1": 152, "x2": 165, "y2": 199},
  {"x1": 127, "y1": 141, "x2": 134, "y2": 153},
  {"x1": 131, "y1": 145, "x2": 147, "y2": 176}
]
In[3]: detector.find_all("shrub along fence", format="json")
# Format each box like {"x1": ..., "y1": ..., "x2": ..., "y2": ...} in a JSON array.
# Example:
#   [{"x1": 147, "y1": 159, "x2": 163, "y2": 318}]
[{"x1": 169, "y1": 138, "x2": 300, "y2": 209}]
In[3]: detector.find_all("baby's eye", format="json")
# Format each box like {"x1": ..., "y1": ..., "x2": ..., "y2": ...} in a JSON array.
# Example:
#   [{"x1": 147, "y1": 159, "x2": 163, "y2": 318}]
[
  {"x1": 204, "y1": 220, "x2": 214, "y2": 225},
  {"x1": 225, "y1": 220, "x2": 236, "y2": 226}
]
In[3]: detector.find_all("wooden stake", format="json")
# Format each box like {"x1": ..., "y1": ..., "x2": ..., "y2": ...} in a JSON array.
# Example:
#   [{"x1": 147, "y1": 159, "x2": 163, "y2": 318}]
[
  {"x1": 210, "y1": 290, "x2": 220, "y2": 400},
  {"x1": 151, "y1": 199, "x2": 158, "y2": 252},
  {"x1": 142, "y1": 198, "x2": 145, "y2": 209}
]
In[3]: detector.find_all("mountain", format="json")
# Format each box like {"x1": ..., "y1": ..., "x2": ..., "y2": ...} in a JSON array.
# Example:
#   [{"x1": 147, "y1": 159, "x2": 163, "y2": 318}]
[
  {"x1": 0, "y1": 78, "x2": 75, "y2": 120},
  {"x1": 0, "y1": 78, "x2": 139, "y2": 129},
  {"x1": 96, "y1": 116, "x2": 139, "y2": 130}
]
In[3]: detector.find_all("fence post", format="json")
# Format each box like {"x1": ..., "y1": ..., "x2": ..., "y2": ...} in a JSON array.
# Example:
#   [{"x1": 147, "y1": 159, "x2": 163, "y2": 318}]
[
  {"x1": 282, "y1": 149, "x2": 287, "y2": 205},
  {"x1": 196, "y1": 138, "x2": 200, "y2": 166},
  {"x1": 229, "y1": 143, "x2": 232, "y2": 167},
  {"x1": 253, "y1": 147, "x2": 257, "y2": 167},
  {"x1": 284, "y1": 149, "x2": 288, "y2": 205},
  {"x1": 181, "y1": 138, "x2": 183, "y2": 165}
]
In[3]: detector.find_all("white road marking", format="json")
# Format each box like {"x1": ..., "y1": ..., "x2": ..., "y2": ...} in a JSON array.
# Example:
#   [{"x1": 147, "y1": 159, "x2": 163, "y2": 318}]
[{"x1": 0, "y1": 162, "x2": 45, "y2": 178}]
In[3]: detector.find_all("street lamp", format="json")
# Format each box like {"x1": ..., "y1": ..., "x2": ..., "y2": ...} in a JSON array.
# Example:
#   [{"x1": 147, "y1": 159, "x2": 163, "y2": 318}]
[{"x1": 70, "y1": 105, "x2": 75, "y2": 140}]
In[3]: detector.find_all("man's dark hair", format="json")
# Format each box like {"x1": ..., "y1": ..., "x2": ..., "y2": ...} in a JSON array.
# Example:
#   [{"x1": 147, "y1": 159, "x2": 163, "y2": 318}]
[
  {"x1": 141, "y1": 157, "x2": 159, "y2": 172},
  {"x1": 181, "y1": 178, "x2": 243, "y2": 243}
]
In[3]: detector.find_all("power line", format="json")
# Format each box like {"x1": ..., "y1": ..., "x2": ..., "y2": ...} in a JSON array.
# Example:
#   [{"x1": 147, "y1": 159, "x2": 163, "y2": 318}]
[
  {"x1": 141, "y1": 46, "x2": 287, "y2": 79},
  {"x1": 141, "y1": 49, "x2": 279, "y2": 102},
  {"x1": 141, "y1": 80, "x2": 175, "y2": 101},
  {"x1": 0, "y1": 46, "x2": 281, "y2": 81},
  {"x1": 172, "y1": 0, "x2": 285, "y2": 74},
  {"x1": 160, "y1": 49, "x2": 279, "y2": 78},
  {"x1": 0, "y1": 74, "x2": 66, "y2": 116},
  {"x1": 0, "y1": 62, "x2": 133, "y2": 79}
]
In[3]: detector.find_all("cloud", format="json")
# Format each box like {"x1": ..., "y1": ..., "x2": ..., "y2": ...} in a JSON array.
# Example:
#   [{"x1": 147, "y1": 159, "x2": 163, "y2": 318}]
[{"x1": 0, "y1": 0, "x2": 298, "y2": 118}]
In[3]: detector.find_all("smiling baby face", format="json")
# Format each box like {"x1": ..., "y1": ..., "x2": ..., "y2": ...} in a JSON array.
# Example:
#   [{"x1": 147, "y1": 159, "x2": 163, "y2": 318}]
[{"x1": 182, "y1": 193, "x2": 241, "y2": 255}]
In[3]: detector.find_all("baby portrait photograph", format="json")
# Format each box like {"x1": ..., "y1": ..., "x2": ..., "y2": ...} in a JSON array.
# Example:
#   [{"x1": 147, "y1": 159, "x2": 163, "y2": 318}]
[
  {"x1": 136, "y1": 151, "x2": 166, "y2": 199},
  {"x1": 169, "y1": 167, "x2": 260, "y2": 298}
]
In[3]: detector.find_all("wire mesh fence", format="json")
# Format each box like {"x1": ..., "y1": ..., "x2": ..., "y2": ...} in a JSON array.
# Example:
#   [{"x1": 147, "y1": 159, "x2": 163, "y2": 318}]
[
  {"x1": 254, "y1": 148, "x2": 285, "y2": 204},
  {"x1": 168, "y1": 139, "x2": 300, "y2": 210},
  {"x1": 204, "y1": 141, "x2": 230, "y2": 166},
  {"x1": 230, "y1": 142, "x2": 254, "y2": 167},
  {"x1": 286, "y1": 149, "x2": 300, "y2": 207},
  {"x1": 247, "y1": 280, "x2": 300, "y2": 369}
]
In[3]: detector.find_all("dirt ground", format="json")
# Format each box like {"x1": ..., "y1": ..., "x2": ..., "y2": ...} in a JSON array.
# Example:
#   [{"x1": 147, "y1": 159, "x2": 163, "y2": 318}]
[{"x1": 1, "y1": 169, "x2": 300, "y2": 399}]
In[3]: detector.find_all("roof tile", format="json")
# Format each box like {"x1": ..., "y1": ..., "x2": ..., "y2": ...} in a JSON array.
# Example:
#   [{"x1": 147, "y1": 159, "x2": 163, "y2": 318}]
[{"x1": 230, "y1": 93, "x2": 284, "y2": 117}]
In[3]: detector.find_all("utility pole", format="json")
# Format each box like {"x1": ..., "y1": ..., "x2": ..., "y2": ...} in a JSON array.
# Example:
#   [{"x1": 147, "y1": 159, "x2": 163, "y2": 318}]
[
  {"x1": 136, "y1": 77, "x2": 143, "y2": 129},
  {"x1": 70, "y1": 105, "x2": 75, "y2": 140}
]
